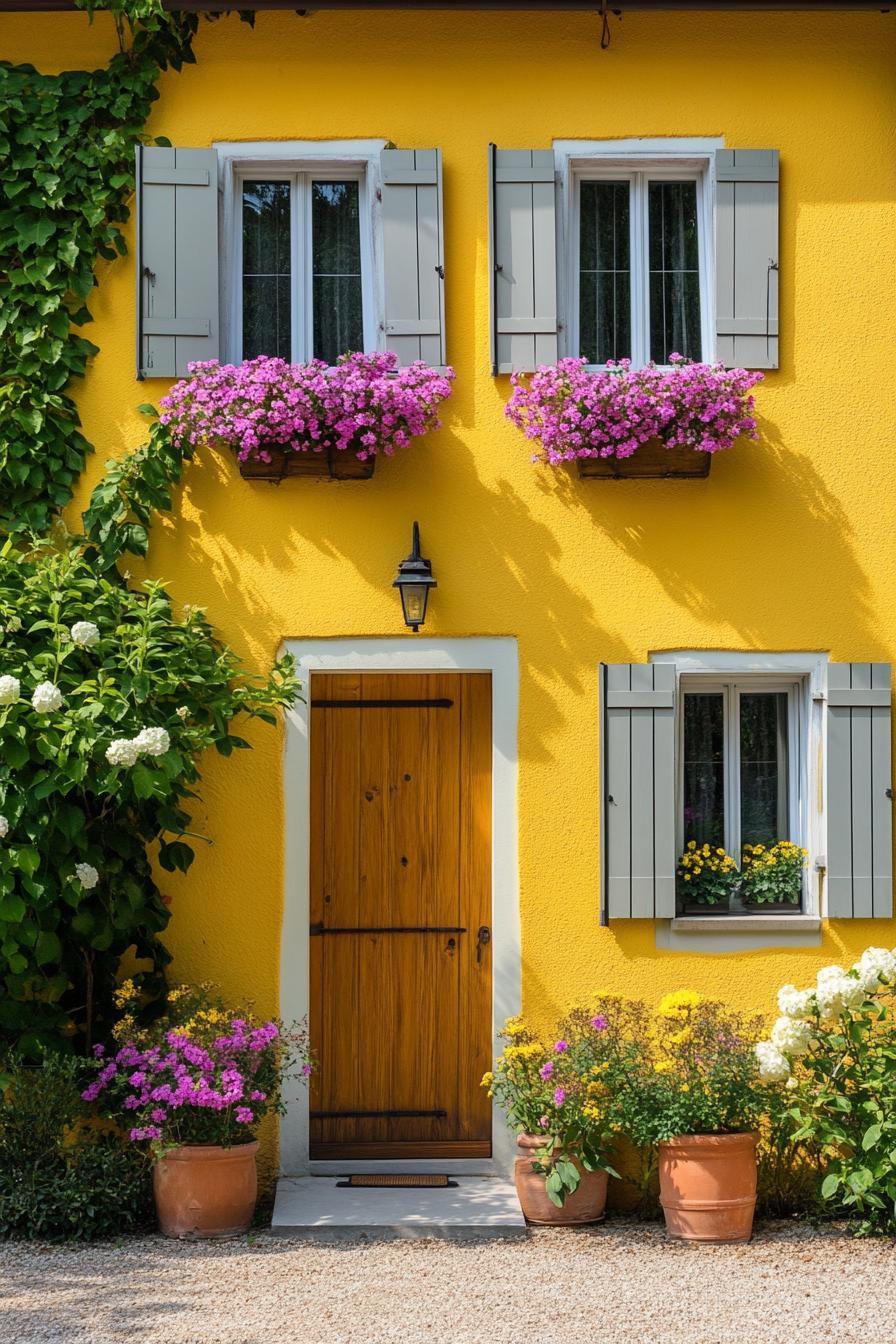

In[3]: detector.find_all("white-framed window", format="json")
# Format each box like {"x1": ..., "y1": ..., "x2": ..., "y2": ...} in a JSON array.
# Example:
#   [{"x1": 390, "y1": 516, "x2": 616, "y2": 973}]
[
  {"x1": 660, "y1": 651, "x2": 826, "y2": 920},
  {"x1": 555, "y1": 138, "x2": 721, "y2": 370},
  {"x1": 216, "y1": 140, "x2": 384, "y2": 366}
]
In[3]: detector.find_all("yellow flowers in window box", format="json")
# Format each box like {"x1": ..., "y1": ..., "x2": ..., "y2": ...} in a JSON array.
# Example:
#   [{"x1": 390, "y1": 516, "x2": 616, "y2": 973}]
[
  {"x1": 677, "y1": 838, "x2": 808, "y2": 909},
  {"x1": 741, "y1": 841, "x2": 807, "y2": 906}
]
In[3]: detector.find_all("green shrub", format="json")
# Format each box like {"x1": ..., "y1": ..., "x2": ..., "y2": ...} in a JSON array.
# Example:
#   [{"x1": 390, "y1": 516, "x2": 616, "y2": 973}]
[{"x1": 0, "y1": 1052, "x2": 152, "y2": 1241}]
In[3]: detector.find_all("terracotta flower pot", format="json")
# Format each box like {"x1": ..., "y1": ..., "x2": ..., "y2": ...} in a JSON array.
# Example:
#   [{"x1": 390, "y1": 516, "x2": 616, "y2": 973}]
[
  {"x1": 153, "y1": 1141, "x2": 259, "y2": 1239},
  {"x1": 658, "y1": 1132, "x2": 757, "y2": 1243},
  {"x1": 513, "y1": 1134, "x2": 608, "y2": 1226}
]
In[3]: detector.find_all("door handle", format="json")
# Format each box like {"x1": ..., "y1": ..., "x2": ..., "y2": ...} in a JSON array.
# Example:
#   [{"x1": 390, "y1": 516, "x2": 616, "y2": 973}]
[{"x1": 476, "y1": 925, "x2": 491, "y2": 964}]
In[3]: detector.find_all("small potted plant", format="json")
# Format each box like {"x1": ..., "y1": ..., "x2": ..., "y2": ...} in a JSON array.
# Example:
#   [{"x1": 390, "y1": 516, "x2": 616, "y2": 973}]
[
  {"x1": 740, "y1": 841, "x2": 807, "y2": 908},
  {"x1": 484, "y1": 1015, "x2": 618, "y2": 1225},
  {"x1": 83, "y1": 981, "x2": 311, "y2": 1239},
  {"x1": 159, "y1": 351, "x2": 454, "y2": 481},
  {"x1": 676, "y1": 841, "x2": 739, "y2": 911},
  {"x1": 505, "y1": 356, "x2": 762, "y2": 479},
  {"x1": 611, "y1": 992, "x2": 766, "y2": 1242}
]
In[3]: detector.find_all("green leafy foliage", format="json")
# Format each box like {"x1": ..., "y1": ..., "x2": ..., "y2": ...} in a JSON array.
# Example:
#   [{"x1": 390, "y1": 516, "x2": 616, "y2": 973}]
[
  {"x1": 0, "y1": 1052, "x2": 153, "y2": 1240},
  {"x1": 0, "y1": 11, "x2": 201, "y2": 534},
  {"x1": 0, "y1": 534, "x2": 299, "y2": 1054},
  {"x1": 760, "y1": 958, "x2": 896, "y2": 1234}
]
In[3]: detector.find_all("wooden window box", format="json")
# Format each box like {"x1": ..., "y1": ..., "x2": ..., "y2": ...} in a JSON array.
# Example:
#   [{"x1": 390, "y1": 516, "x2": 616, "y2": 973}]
[
  {"x1": 577, "y1": 440, "x2": 711, "y2": 480},
  {"x1": 237, "y1": 447, "x2": 376, "y2": 481}
]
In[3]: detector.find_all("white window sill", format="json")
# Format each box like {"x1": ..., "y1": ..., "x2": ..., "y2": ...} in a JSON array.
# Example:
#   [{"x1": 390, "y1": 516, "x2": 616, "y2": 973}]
[
  {"x1": 671, "y1": 915, "x2": 821, "y2": 934},
  {"x1": 657, "y1": 914, "x2": 822, "y2": 954}
]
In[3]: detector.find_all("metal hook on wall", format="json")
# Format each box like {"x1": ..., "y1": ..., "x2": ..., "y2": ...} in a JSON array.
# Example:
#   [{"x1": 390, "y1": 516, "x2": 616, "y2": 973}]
[{"x1": 599, "y1": 2, "x2": 622, "y2": 50}]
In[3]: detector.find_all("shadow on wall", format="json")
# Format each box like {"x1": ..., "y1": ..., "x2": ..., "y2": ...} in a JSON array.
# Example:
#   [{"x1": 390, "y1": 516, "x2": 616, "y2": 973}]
[
  {"x1": 534, "y1": 411, "x2": 877, "y2": 655},
  {"x1": 154, "y1": 425, "x2": 637, "y2": 765}
]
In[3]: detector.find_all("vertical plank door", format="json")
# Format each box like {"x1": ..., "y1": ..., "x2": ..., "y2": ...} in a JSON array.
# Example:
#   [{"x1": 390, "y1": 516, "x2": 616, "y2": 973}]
[{"x1": 309, "y1": 671, "x2": 492, "y2": 1159}]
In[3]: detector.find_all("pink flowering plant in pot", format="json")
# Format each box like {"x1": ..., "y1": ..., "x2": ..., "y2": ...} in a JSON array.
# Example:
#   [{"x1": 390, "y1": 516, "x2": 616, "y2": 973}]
[
  {"x1": 83, "y1": 981, "x2": 311, "y2": 1150},
  {"x1": 159, "y1": 351, "x2": 454, "y2": 469},
  {"x1": 505, "y1": 355, "x2": 762, "y2": 467},
  {"x1": 83, "y1": 981, "x2": 312, "y2": 1237},
  {"x1": 483, "y1": 1014, "x2": 618, "y2": 1222}
]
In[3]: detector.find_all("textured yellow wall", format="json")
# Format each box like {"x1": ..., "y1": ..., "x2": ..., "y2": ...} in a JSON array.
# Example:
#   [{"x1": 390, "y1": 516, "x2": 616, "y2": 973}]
[{"x1": 4, "y1": 10, "x2": 896, "y2": 1041}]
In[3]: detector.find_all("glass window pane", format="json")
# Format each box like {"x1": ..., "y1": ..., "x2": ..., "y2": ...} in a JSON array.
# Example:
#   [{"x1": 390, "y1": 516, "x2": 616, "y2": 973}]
[
  {"x1": 683, "y1": 694, "x2": 725, "y2": 848},
  {"x1": 648, "y1": 180, "x2": 701, "y2": 363},
  {"x1": 312, "y1": 180, "x2": 363, "y2": 364},
  {"x1": 578, "y1": 181, "x2": 631, "y2": 364},
  {"x1": 740, "y1": 692, "x2": 789, "y2": 846},
  {"x1": 242, "y1": 181, "x2": 292, "y2": 361}
]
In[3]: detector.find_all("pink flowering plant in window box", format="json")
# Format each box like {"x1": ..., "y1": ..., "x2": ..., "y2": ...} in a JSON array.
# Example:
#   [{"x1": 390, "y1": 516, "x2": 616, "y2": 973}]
[
  {"x1": 82, "y1": 981, "x2": 311, "y2": 1151},
  {"x1": 505, "y1": 356, "x2": 762, "y2": 467},
  {"x1": 159, "y1": 351, "x2": 454, "y2": 469}
]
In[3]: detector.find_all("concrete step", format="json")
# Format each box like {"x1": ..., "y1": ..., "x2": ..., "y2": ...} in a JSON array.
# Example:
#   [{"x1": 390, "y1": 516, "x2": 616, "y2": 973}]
[{"x1": 272, "y1": 1176, "x2": 527, "y2": 1240}]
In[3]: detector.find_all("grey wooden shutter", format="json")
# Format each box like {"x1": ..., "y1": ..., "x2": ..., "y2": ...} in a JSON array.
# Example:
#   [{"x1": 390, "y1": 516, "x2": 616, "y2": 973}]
[
  {"x1": 488, "y1": 146, "x2": 558, "y2": 375},
  {"x1": 600, "y1": 664, "x2": 677, "y2": 921},
  {"x1": 826, "y1": 662, "x2": 893, "y2": 919},
  {"x1": 136, "y1": 145, "x2": 219, "y2": 379},
  {"x1": 714, "y1": 149, "x2": 779, "y2": 371},
  {"x1": 380, "y1": 149, "x2": 445, "y2": 367}
]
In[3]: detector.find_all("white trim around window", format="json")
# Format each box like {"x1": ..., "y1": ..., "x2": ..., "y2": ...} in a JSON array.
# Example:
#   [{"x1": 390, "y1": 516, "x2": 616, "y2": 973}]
[
  {"x1": 652, "y1": 652, "x2": 829, "y2": 948},
  {"x1": 215, "y1": 140, "x2": 387, "y2": 366},
  {"x1": 554, "y1": 137, "x2": 723, "y2": 370}
]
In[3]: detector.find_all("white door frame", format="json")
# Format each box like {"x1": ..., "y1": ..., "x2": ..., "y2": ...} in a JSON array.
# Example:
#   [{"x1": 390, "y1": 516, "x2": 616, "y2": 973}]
[{"x1": 279, "y1": 637, "x2": 521, "y2": 1177}]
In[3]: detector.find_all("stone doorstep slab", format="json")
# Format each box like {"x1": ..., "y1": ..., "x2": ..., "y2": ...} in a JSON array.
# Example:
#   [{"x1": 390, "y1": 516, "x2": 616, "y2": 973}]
[{"x1": 271, "y1": 1176, "x2": 527, "y2": 1240}]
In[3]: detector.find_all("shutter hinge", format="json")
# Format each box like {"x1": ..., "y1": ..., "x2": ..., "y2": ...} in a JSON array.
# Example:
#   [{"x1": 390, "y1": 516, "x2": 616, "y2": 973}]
[{"x1": 435, "y1": 264, "x2": 444, "y2": 279}]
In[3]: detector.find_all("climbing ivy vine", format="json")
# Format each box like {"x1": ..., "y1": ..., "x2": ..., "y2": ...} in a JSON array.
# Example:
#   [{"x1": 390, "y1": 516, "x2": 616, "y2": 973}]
[{"x1": 0, "y1": 3, "x2": 297, "y2": 1055}]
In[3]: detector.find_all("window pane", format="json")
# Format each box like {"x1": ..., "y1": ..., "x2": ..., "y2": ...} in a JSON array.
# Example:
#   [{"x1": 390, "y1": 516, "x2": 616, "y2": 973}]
[
  {"x1": 648, "y1": 180, "x2": 701, "y2": 363},
  {"x1": 683, "y1": 694, "x2": 725, "y2": 848},
  {"x1": 242, "y1": 181, "x2": 292, "y2": 361},
  {"x1": 740, "y1": 693, "x2": 789, "y2": 846},
  {"x1": 312, "y1": 181, "x2": 363, "y2": 364},
  {"x1": 578, "y1": 181, "x2": 631, "y2": 364}
]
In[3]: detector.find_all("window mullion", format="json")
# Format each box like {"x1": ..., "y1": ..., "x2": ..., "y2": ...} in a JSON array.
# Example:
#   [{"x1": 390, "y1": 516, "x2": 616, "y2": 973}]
[
  {"x1": 727, "y1": 684, "x2": 741, "y2": 862},
  {"x1": 632, "y1": 174, "x2": 648, "y2": 369},
  {"x1": 291, "y1": 175, "x2": 303, "y2": 363}
]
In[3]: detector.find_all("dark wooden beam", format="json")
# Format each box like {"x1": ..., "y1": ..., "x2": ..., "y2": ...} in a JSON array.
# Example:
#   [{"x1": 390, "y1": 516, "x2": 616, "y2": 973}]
[{"x1": 0, "y1": 1, "x2": 891, "y2": 12}]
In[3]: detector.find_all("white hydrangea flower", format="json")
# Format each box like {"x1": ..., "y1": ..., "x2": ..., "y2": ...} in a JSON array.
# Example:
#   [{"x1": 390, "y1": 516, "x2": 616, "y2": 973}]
[
  {"x1": 755, "y1": 1041, "x2": 791, "y2": 1082},
  {"x1": 105, "y1": 738, "x2": 140, "y2": 768},
  {"x1": 0, "y1": 675, "x2": 20, "y2": 706},
  {"x1": 815, "y1": 965, "x2": 865, "y2": 1019},
  {"x1": 135, "y1": 726, "x2": 170, "y2": 757},
  {"x1": 777, "y1": 983, "x2": 816, "y2": 1019},
  {"x1": 770, "y1": 1015, "x2": 814, "y2": 1058},
  {"x1": 853, "y1": 947, "x2": 896, "y2": 993},
  {"x1": 31, "y1": 681, "x2": 63, "y2": 714},
  {"x1": 75, "y1": 862, "x2": 99, "y2": 890},
  {"x1": 70, "y1": 621, "x2": 100, "y2": 648},
  {"x1": 175, "y1": 706, "x2": 189, "y2": 720},
  {"x1": 0, "y1": 815, "x2": 8, "y2": 839}
]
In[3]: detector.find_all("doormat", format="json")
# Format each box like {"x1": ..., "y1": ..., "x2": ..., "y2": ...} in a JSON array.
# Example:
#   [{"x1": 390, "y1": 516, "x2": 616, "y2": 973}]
[{"x1": 337, "y1": 1174, "x2": 457, "y2": 1189}]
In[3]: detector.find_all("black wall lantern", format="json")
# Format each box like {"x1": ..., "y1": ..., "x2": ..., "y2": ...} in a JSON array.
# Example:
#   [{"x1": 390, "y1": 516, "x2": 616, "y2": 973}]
[{"x1": 393, "y1": 522, "x2": 437, "y2": 632}]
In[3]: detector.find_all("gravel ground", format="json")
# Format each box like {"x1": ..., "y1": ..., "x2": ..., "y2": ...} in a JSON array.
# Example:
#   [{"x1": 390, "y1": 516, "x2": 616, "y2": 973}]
[{"x1": 2, "y1": 1220, "x2": 895, "y2": 1344}]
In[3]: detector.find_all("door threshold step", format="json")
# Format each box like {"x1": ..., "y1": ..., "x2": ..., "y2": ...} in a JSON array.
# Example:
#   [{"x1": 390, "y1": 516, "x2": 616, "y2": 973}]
[{"x1": 271, "y1": 1176, "x2": 527, "y2": 1240}]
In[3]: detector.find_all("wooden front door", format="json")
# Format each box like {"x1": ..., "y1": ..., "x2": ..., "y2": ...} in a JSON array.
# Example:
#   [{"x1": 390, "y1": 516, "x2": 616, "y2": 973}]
[{"x1": 309, "y1": 671, "x2": 492, "y2": 1160}]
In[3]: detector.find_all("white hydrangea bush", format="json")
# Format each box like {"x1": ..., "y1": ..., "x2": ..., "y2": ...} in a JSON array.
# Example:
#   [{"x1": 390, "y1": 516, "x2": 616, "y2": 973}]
[
  {"x1": 0, "y1": 536, "x2": 299, "y2": 1053},
  {"x1": 757, "y1": 947, "x2": 896, "y2": 1232}
]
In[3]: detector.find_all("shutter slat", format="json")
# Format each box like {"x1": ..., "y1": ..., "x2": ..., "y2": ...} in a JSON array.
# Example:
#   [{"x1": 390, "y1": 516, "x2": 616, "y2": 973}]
[
  {"x1": 137, "y1": 145, "x2": 219, "y2": 379},
  {"x1": 489, "y1": 145, "x2": 558, "y2": 375},
  {"x1": 602, "y1": 663, "x2": 677, "y2": 920},
  {"x1": 826, "y1": 662, "x2": 893, "y2": 919},
  {"x1": 381, "y1": 148, "x2": 446, "y2": 368},
  {"x1": 714, "y1": 148, "x2": 779, "y2": 371}
]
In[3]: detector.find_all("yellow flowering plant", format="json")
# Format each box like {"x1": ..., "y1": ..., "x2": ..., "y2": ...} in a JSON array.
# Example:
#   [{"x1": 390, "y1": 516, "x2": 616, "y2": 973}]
[
  {"x1": 484, "y1": 1015, "x2": 618, "y2": 1206},
  {"x1": 605, "y1": 992, "x2": 767, "y2": 1147},
  {"x1": 676, "y1": 841, "x2": 737, "y2": 906},
  {"x1": 741, "y1": 841, "x2": 807, "y2": 906}
]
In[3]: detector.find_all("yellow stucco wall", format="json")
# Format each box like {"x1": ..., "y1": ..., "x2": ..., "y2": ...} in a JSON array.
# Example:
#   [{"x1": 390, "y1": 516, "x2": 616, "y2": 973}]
[{"x1": 4, "y1": 10, "x2": 896, "y2": 1043}]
